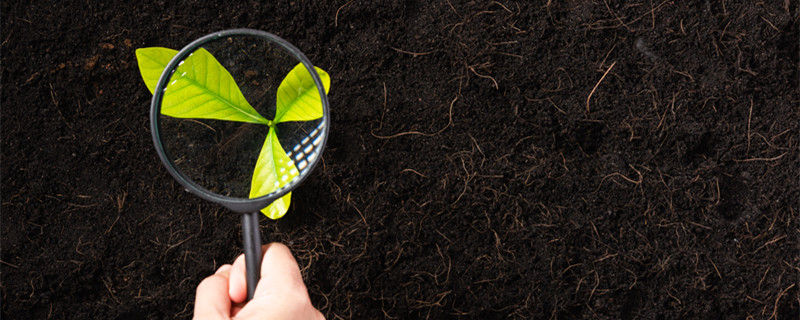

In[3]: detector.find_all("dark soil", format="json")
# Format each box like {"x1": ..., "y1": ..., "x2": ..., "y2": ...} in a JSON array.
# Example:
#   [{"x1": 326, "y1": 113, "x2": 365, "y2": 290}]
[{"x1": 2, "y1": 1, "x2": 799, "y2": 319}]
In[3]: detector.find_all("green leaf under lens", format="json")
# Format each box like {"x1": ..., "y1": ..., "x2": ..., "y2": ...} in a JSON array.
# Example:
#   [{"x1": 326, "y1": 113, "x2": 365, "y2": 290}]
[
  {"x1": 274, "y1": 63, "x2": 331, "y2": 124},
  {"x1": 262, "y1": 192, "x2": 292, "y2": 220},
  {"x1": 135, "y1": 47, "x2": 268, "y2": 124},
  {"x1": 254, "y1": 64, "x2": 329, "y2": 219},
  {"x1": 250, "y1": 128, "x2": 299, "y2": 219},
  {"x1": 137, "y1": 46, "x2": 330, "y2": 220}
]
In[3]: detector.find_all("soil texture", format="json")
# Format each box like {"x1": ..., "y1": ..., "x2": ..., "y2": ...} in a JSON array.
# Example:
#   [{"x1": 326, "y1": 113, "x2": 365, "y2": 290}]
[{"x1": 2, "y1": 1, "x2": 799, "y2": 319}]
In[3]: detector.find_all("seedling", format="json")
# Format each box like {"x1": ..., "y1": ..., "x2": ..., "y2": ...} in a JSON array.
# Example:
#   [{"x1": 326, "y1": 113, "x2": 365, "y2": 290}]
[
  {"x1": 138, "y1": 30, "x2": 330, "y2": 301},
  {"x1": 136, "y1": 47, "x2": 330, "y2": 219}
]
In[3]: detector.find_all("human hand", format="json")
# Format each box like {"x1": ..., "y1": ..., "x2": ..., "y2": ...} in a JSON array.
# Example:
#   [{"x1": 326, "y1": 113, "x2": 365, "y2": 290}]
[{"x1": 194, "y1": 242, "x2": 325, "y2": 320}]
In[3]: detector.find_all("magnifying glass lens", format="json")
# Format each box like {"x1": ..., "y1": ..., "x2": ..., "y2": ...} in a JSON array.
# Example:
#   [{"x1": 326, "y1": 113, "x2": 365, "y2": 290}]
[{"x1": 154, "y1": 33, "x2": 328, "y2": 206}]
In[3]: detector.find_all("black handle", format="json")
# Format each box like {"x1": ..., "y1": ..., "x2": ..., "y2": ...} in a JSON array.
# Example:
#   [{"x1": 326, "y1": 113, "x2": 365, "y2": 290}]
[{"x1": 241, "y1": 211, "x2": 262, "y2": 301}]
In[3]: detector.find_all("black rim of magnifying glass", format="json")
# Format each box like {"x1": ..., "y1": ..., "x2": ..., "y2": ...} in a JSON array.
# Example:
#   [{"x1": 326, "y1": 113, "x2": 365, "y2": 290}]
[{"x1": 150, "y1": 29, "x2": 330, "y2": 213}]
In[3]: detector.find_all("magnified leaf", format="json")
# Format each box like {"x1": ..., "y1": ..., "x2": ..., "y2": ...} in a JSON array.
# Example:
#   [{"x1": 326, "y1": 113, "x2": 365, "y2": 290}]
[
  {"x1": 250, "y1": 128, "x2": 299, "y2": 219},
  {"x1": 135, "y1": 47, "x2": 269, "y2": 124},
  {"x1": 136, "y1": 47, "x2": 179, "y2": 94},
  {"x1": 137, "y1": 46, "x2": 330, "y2": 220},
  {"x1": 261, "y1": 192, "x2": 292, "y2": 220},
  {"x1": 274, "y1": 63, "x2": 330, "y2": 124}
]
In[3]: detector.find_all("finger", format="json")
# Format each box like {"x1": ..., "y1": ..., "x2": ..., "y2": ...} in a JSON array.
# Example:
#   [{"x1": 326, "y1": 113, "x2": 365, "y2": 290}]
[
  {"x1": 228, "y1": 253, "x2": 247, "y2": 304},
  {"x1": 232, "y1": 245, "x2": 268, "y2": 317},
  {"x1": 230, "y1": 303, "x2": 245, "y2": 318},
  {"x1": 234, "y1": 243, "x2": 322, "y2": 319},
  {"x1": 255, "y1": 242, "x2": 307, "y2": 298},
  {"x1": 194, "y1": 265, "x2": 232, "y2": 319},
  {"x1": 229, "y1": 244, "x2": 272, "y2": 305}
]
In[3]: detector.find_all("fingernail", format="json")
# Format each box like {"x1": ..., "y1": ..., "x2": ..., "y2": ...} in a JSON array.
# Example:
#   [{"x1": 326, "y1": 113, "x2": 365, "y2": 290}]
[{"x1": 216, "y1": 264, "x2": 232, "y2": 274}]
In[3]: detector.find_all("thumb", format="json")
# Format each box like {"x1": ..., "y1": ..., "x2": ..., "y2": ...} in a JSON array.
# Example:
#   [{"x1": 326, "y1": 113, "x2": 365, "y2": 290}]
[{"x1": 194, "y1": 265, "x2": 233, "y2": 319}]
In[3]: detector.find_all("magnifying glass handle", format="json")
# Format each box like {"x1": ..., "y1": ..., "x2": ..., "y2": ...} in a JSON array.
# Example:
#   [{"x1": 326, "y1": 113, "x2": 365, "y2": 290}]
[{"x1": 241, "y1": 211, "x2": 262, "y2": 301}]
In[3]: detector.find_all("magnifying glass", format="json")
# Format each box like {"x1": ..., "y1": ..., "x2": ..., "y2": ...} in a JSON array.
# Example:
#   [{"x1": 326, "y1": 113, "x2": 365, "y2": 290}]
[{"x1": 149, "y1": 29, "x2": 330, "y2": 300}]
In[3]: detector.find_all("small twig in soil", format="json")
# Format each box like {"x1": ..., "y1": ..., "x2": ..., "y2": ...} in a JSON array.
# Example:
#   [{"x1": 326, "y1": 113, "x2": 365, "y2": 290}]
[
  {"x1": 746, "y1": 295, "x2": 765, "y2": 304},
  {"x1": 754, "y1": 235, "x2": 787, "y2": 253},
  {"x1": 598, "y1": 42, "x2": 617, "y2": 69},
  {"x1": 468, "y1": 134, "x2": 486, "y2": 167},
  {"x1": 0, "y1": 30, "x2": 12, "y2": 47},
  {"x1": 602, "y1": 0, "x2": 633, "y2": 32},
  {"x1": 105, "y1": 191, "x2": 127, "y2": 234},
  {"x1": 540, "y1": 67, "x2": 575, "y2": 93},
  {"x1": 383, "y1": 247, "x2": 404, "y2": 271},
  {"x1": 466, "y1": 62, "x2": 498, "y2": 89},
  {"x1": 445, "y1": 0, "x2": 458, "y2": 14},
  {"x1": 784, "y1": 260, "x2": 800, "y2": 272},
  {"x1": 345, "y1": 194, "x2": 367, "y2": 226},
  {"x1": 102, "y1": 277, "x2": 121, "y2": 305},
  {"x1": 375, "y1": 82, "x2": 387, "y2": 131},
  {"x1": 434, "y1": 243, "x2": 452, "y2": 285},
  {"x1": 490, "y1": 1, "x2": 512, "y2": 13},
  {"x1": 0, "y1": 260, "x2": 20, "y2": 269},
  {"x1": 758, "y1": 266, "x2": 771, "y2": 292},
  {"x1": 734, "y1": 153, "x2": 787, "y2": 163},
  {"x1": 667, "y1": 288, "x2": 682, "y2": 305},
  {"x1": 350, "y1": 228, "x2": 369, "y2": 262},
  {"x1": 736, "y1": 46, "x2": 758, "y2": 76},
  {"x1": 166, "y1": 234, "x2": 195, "y2": 252},
  {"x1": 486, "y1": 40, "x2": 518, "y2": 46},
  {"x1": 751, "y1": 132, "x2": 788, "y2": 151},
  {"x1": 629, "y1": 0, "x2": 671, "y2": 28},
  {"x1": 400, "y1": 168, "x2": 428, "y2": 178},
  {"x1": 589, "y1": 270, "x2": 600, "y2": 301},
  {"x1": 586, "y1": 1, "x2": 670, "y2": 30},
  {"x1": 105, "y1": 213, "x2": 121, "y2": 235},
  {"x1": 708, "y1": 256, "x2": 722, "y2": 279},
  {"x1": 489, "y1": 51, "x2": 523, "y2": 59},
  {"x1": 371, "y1": 83, "x2": 458, "y2": 139},
  {"x1": 595, "y1": 164, "x2": 642, "y2": 192},
  {"x1": 335, "y1": 0, "x2": 353, "y2": 27},
  {"x1": 760, "y1": 16, "x2": 781, "y2": 33},
  {"x1": 49, "y1": 83, "x2": 74, "y2": 130},
  {"x1": 672, "y1": 70, "x2": 694, "y2": 81},
  {"x1": 390, "y1": 47, "x2": 433, "y2": 57},
  {"x1": 586, "y1": 61, "x2": 616, "y2": 113},
  {"x1": 769, "y1": 283, "x2": 795, "y2": 320},
  {"x1": 184, "y1": 119, "x2": 217, "y2": 133},
  {"x1": 101, "y1": 29, "x2": 129, "y2": 41},
  {"x1": 747, "y1": 99, "x2": 753, "y2": 155},
  {"x1": 526, "y1": 97, "x2": 566, "y2": 114}
]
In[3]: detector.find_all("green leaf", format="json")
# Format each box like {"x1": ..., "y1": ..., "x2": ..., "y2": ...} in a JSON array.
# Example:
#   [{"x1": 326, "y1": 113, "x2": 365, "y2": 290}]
[
  {"x1": 250, "y1": 128, "x2": 299, "y2": 219},
  {"x1": 261, "y1": 193, "x2": 292, "y2": 220},
  {"x1": 137, "y1": 46, "x2": 331, "y2": 220},
  {"x1": 135, "y1": 47, "x2": 269, "y2": 124},
  {"x1": 274, "y1": 63, "x2": 331, "y2": 124},
  {"x1": 136, "y1": 47, "x2": 179, "y2": 94}
]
